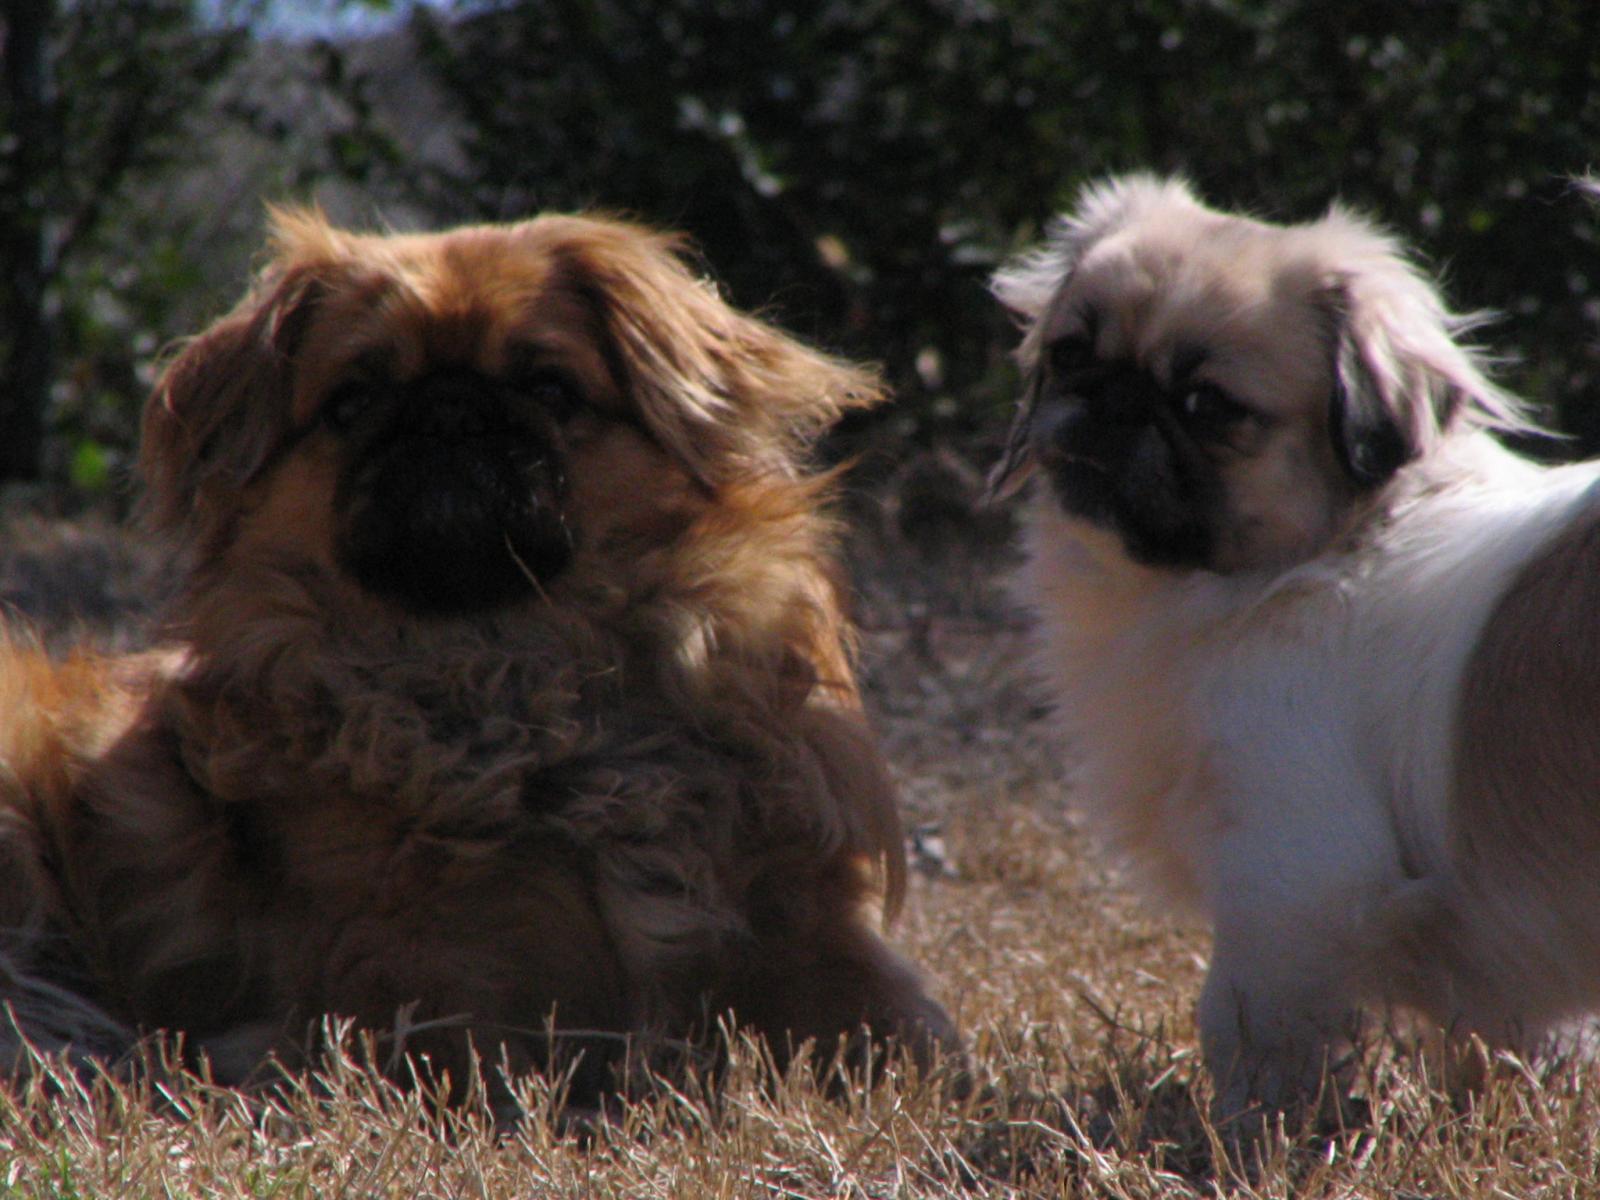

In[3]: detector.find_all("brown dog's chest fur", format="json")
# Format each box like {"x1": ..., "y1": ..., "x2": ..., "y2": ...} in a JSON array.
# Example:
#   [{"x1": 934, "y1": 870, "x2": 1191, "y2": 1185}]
[{"x1": 27, "y1": 564, "x2": 884, "y2": 1086}]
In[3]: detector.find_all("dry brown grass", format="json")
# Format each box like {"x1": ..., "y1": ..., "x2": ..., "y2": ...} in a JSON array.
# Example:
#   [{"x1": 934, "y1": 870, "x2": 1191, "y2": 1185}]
[{"x1": 6, "y1": 487, "x2": 1600, "y2": 1199}]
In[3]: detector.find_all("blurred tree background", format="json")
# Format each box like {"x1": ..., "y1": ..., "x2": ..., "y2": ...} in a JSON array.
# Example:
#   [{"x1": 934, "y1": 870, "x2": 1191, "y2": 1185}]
[{"x1": 2, "y1": 0, "x2": 1597, "y2": 509}]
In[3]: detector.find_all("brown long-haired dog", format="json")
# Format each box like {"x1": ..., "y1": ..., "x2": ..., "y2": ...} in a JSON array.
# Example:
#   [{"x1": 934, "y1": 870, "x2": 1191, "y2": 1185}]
[{"x1": 0, "y1": 210, "x2": 953, "y2": 1100}]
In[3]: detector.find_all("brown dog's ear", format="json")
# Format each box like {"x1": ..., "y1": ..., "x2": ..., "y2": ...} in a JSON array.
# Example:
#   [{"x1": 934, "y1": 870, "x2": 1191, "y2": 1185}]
[
  {"x1": 139, "y1": 254, "x2": 325, "y2": 542},
  {"x1": 559, "y1": 220, "x2": 886, "y2": 484},
  {"x1": 1321, "y1": 212, "x2": 1529, "y2": 489}
]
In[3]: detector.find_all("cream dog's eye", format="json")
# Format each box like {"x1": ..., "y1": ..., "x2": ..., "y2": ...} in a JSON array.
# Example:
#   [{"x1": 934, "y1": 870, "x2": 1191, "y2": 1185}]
[
  {"x1": 1178, "y1": 383, "x2": 1250, "y2": 426},
  {"x1": 1048, "y1": 335, "x2": 1096, "y2": 377}
]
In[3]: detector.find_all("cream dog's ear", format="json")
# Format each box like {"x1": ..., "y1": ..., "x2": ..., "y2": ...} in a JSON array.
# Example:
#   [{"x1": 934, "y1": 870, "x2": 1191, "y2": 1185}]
[
  {"x1": 553, "y1": 218, "x2": 885, "y2": 486},
  {"x1": 1319, "y1": 208, "x2": 1528, "y2": 488},
  {"x1": 140, "y1": 212, "x2": 337, "y2": 543}
]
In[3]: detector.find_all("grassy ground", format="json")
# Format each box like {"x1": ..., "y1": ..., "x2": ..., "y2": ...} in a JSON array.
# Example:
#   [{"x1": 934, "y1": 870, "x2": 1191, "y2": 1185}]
[{"x1": 4, "y1": 482, "x2": 1600, "y2": 1198}]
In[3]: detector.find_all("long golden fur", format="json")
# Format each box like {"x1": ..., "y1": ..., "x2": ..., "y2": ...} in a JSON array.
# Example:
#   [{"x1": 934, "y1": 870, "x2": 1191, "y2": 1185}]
[
  {"x1": 991, "y1": 174, "x2": 1600, "y2": 1118},
  {"x1": 0, "y1": 210, "x2": 952, "y2": 1098}
]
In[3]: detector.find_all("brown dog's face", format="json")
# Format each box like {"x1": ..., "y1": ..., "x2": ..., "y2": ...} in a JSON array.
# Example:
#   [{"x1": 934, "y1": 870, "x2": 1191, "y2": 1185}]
[
  {"x1": 991, "y1": 177, "x2": 1516, "y2": 573},
  {"x1": 295, "y1": 280, "x2": 590, "y2": 613},
  {"x1": 142, "y1": 211, "x2": 880, "y2": 616}
]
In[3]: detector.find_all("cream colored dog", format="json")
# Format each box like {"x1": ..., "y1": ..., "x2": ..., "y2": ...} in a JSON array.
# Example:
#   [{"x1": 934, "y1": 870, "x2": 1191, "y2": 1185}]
[{"x1": 991, "y1": 174, "x2": 1600, "y2": 1114}]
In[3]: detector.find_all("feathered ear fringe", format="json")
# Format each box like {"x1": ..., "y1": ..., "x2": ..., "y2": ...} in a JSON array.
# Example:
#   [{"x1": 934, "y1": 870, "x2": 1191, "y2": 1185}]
[
  {"x1": 1315, "y1": 204, "x2": 1541, "y2": 486},
  {"x1": 139, "y1": 207, "x2": 347, "y2": 548},
  {"x1": 549, "y1": 219, "x2": 886, "y2": 486}
]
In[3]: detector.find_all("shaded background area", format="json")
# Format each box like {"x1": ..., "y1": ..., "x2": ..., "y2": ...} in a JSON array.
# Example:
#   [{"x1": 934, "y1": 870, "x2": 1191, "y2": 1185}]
[{"x1": 2, "y1": 0, "x2": 1598, "y2": 515}]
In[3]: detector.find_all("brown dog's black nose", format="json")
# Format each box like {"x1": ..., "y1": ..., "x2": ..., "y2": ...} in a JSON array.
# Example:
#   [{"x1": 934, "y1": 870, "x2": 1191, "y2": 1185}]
[{"x1": 336, "y1": 366, "x2": 573, "y2": 615}]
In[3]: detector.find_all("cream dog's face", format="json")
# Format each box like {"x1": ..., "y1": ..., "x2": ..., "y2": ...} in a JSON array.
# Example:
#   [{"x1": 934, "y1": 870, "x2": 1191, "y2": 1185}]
[
  {"x1": 140, "y1": 210, "x2": 880, "y2": 615},
  {"x1": 990, "y1": 177, "x2": 1512, "y2": 573}
]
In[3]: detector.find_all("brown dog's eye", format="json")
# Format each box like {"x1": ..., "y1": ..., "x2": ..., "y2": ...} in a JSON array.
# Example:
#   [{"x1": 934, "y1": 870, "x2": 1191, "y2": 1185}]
[
  {"x1": 324, "y1": 383, "x2": 378, "y2": 432},
  {"x1": 519, "y1": 373, "x2": 583, "y2": 423}
]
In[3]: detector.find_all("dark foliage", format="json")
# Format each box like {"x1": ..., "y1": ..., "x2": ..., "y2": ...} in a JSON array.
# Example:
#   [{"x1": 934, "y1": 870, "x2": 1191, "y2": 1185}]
[
  {"x1": 403, "y1": 0, "x2": 1600, "y2": 451},
  {"x1": 0, "y1": 0, "x2": 251, "y2": 488},
  {"x1": 2, "y1": 0, "x2": 1598, "y2": 499}
]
